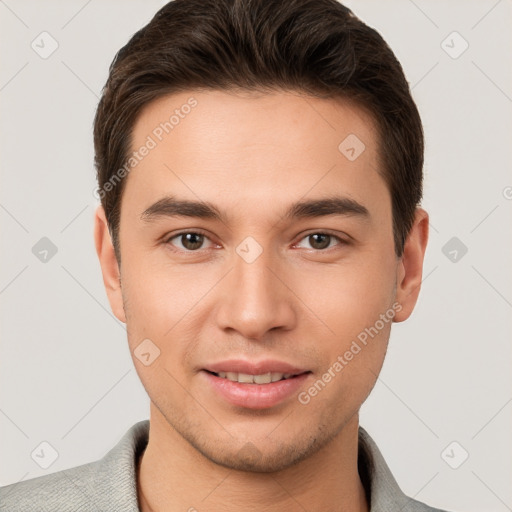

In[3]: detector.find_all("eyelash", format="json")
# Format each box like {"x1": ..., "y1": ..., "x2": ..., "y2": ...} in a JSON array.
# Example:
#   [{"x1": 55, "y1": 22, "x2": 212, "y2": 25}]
[{"x1": 163, "y1": 230, "x2": 349, "y2": 253}]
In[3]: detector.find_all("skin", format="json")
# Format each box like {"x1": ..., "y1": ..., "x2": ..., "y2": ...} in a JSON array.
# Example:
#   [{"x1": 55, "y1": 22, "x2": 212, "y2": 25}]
[{"x1": 94, "y1": 90, "x2": 429, "y2": 512}]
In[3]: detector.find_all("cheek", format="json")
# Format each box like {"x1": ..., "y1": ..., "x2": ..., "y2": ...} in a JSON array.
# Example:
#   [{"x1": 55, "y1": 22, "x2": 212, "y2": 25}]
[
  {"x1": 121, "y1": 256, "x2": 219, "y2": 371},
  {"x1": 121, "y1": 262, "x2": 196, "y2": 407},
  {"x1": 296, "y1": 255, "x2": 396, "y2": 339},
  {"x1": 292, "y1": 251, "x2": 395, "y2": 401},
  {"x1": 122, "y1": 254, "x2": 198, "y2": 324},
  {"x1": 298, "y1": 276, "x2": 393, "y2": 419}
]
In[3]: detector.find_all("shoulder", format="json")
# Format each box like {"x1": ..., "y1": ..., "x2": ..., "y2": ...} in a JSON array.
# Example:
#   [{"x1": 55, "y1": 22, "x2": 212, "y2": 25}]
[
  {"x1": 0, "y1": 458, "x2": 103, "y2": 512},
  {"x1": 399, "y1": 497, "x2": 453, "y2": 512},
  {"x1": 358, "y1": 426, "x2": 454, "y2": 512},
  {"x1": 0, "y1": 420, "x2": 149, "y2": 512}
]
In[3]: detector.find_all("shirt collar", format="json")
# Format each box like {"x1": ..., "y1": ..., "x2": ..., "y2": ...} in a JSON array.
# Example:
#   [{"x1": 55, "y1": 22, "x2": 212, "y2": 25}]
[
  {"x1": 358, "y1": 425, "x2": 420, "y2": 510},
  {"x1": 98, "y1": 420, "x2": 417, "y2": 511}
]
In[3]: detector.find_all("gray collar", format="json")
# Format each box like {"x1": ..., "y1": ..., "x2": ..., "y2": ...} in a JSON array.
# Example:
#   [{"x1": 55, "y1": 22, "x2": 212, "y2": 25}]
[{"x1": 95, "y1": 420, "x2": 445, "y2": 511}]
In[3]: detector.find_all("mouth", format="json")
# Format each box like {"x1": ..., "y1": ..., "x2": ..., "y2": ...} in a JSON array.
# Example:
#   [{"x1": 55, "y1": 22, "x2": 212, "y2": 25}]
[
  {"x1": 200, "y1": 362, "x2": 312, "y2": 409},
  {"x1": 204, "y1": 370, "x2": 309, "y2": 384}
]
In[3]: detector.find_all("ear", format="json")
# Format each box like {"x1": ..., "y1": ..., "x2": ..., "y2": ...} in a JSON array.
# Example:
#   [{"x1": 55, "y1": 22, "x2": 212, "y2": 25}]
[
  {"x1": 393, "y1": 207, "x2": 429, "y2": 323},
  {"x1": 94, "y1": 205, "x2": 126, "y2": 323}
]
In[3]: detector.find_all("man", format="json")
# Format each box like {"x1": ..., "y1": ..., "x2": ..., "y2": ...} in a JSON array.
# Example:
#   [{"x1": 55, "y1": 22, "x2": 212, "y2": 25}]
[{"x1": 0, "y1": 0, "x2": 452, "y2": 510}]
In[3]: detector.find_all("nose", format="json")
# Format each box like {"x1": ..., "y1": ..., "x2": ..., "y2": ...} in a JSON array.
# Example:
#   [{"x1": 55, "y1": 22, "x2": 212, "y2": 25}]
[{"x1": 214, "y1": 245, "x2": 297, "y2": 340}]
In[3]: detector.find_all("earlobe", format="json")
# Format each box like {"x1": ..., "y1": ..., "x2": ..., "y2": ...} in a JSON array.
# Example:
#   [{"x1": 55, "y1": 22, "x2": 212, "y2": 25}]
[
  {"x1": 93, "y1": 205, "x2": 126, "y2": 323},
  {"x1": 393, "y1": 207, "x2": 429, "y2": 323}
]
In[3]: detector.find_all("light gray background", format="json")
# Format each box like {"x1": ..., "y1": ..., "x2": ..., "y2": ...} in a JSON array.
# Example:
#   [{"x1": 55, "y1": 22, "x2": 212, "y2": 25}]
[{"x1": 1, "y1": 1, "x2": 511, "y2": 511}]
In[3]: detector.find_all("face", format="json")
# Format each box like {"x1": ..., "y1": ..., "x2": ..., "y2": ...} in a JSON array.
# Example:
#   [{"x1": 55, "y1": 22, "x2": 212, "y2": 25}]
[{"x1": 95, "y1": 89, "x2": 427, "y2": 472}]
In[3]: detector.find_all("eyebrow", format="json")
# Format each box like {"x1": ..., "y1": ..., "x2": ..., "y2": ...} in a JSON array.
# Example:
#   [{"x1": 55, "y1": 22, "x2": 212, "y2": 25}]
[{"x1": 140, "y1": 195, "x2": 370, "y2": 223}]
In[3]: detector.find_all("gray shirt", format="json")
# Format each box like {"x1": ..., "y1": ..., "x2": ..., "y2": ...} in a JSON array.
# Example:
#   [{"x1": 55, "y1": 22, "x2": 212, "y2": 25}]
[{"x1": 0, "y1": 420, "x2": 451, "y2": 511}]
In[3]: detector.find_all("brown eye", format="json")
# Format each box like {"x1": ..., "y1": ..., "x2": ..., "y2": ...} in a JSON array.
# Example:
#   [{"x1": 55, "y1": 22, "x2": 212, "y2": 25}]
[
  {"x1": 167, "y1": 232, "x2": 210, "y2": 251},
  {"x1": 295, "y1": 232, "x2": 346, "y2": 251},
  {"x1": 308, "y1": 233, "x2": 331, "y2": 250},
  {"x1": 180, "y1": 233, "x2": 204, "y2": 250}
]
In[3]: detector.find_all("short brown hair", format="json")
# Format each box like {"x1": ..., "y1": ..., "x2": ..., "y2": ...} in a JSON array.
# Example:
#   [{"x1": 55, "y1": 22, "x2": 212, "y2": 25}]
[{"x1": 94, "y1": 0, "x2": 424, "y2": 263}]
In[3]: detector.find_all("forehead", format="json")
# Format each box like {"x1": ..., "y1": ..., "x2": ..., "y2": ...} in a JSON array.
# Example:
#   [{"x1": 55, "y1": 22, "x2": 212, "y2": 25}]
[
  {"x1": 121, "y1": 89, "x2": 388, "y2": 222},
  {"x1": 131, "y1": 89, "x2": 379, "y2": 158}
]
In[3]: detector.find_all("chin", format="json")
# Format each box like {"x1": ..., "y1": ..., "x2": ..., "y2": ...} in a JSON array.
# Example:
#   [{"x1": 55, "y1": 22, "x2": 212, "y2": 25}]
[{"x1": 183, "y1": 426, "x2": 334, "y2": 474}]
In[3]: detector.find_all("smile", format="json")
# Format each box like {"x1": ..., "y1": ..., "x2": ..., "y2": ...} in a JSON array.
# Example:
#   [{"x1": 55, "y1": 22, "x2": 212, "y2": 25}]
[
  {"x1": 202, "y1": 370, "x2": 311, "y2": 409},
  {"x1": 207, "y1": 371, "x2": 300, "y2": 384}
]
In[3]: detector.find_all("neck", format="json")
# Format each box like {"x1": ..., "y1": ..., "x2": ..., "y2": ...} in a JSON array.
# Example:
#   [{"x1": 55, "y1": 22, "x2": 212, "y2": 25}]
[{"x1": 137, "y1": 404, "x2": 369, "y2": 512}]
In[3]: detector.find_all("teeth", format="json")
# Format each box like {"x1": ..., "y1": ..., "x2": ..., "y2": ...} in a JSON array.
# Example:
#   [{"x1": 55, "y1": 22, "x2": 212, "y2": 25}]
[
  {"x1": 254, "y1": 373, "x2": 272, "y2": 384},
  {"x1": 238, "y1": 373, "x2": 254, "y2": 383},
  {"x1": 271, "y1": 372, "x2": 283, "y2": 382},
  {"x1": 215, "y1": 371, "x2": 294, "y2": 384}
]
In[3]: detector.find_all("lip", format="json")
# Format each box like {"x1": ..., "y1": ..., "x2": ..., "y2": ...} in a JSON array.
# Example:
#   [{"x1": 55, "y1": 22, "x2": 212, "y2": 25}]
[
  {"x1": 203, "y1": 359, "x2": 308, "y2": 375},
  {"x1": 200, "y1": 359, "x2": 312, "y2": 409},
  {"x1": 201, "y1": 371, "x2": 310, "y2": 409}
]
